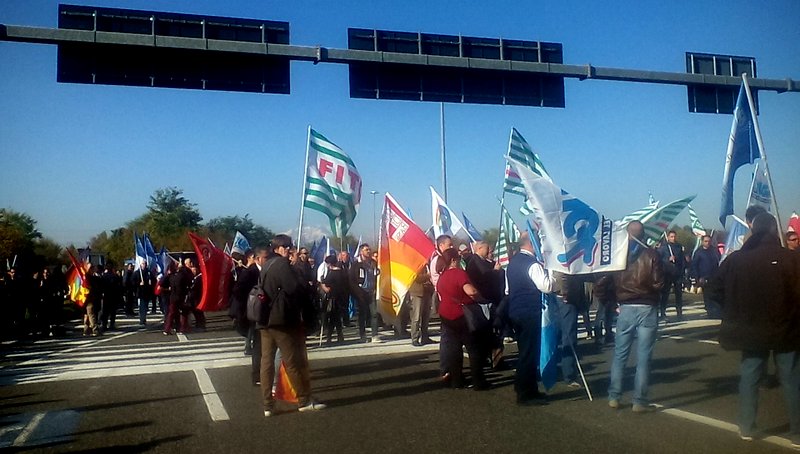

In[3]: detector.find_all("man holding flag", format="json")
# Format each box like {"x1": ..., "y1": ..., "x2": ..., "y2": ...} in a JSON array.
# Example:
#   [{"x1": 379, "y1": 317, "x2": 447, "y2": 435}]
[{"x1": 604, "y1": 221, "x2": 664, "y2": 412}]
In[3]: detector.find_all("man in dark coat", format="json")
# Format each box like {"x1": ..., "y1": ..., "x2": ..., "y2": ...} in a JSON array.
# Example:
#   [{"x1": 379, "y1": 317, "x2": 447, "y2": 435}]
[
  {"x1": 690, "y1": 235, "x2": 721, "y2": 318},
  {"x1": 657, "y1": 230, "x2": 686, "y2": 319},
  {"x1": 707, "y1": 213, "x2": 800, "y2": 445},
  {"x1": 258, "y1": 234, "x2": 326, "y2": 416}
]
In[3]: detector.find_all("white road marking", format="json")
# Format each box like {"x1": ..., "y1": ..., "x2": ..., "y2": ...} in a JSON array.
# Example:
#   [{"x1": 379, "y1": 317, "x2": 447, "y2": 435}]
[
  {"x1": 658, "y1": 405, "x2": 797, "y2": 449},
  {"x1": 12, "y1": 412, "x2": 45, "y2": 447},
  {"x1": 193, "y1": 368, "x2": 230, "y2": 422}
]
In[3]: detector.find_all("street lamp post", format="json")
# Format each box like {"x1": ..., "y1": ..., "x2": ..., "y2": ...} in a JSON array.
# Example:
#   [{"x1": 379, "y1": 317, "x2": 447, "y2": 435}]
[{"x1": 370, "y1": 190, "x2": 380, "y2": 246}]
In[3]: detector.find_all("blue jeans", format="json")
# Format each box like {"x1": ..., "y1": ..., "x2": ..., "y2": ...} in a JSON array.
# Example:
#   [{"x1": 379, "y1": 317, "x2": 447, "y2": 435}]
[
  {"x1": 739, "y1": 351, "x2": 800, "y2": 440},
  {"x1": 560, "y1": 303, "x2": 578, "y2": 383},
  {"x1": 608, "y1": 303, "x2": 658, "y2": 405}
]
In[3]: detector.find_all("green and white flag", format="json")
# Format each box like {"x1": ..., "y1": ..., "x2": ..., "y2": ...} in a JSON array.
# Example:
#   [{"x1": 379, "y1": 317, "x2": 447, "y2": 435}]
[
  {"x1": 303, "y1": 128, "x2": 362, "y2": 237},
  {"x1": 687, "y1": 204, "x2": 706, "y2": 237},
  {"x1": 640, "y1": 195, "x2": 696, "y2": 246},
  {"x1": 502, "y1": 128, "x2": 551, "y2": 216},
  {"x1": 495, "y1": 203, "x2": 521, "y2": 269}
]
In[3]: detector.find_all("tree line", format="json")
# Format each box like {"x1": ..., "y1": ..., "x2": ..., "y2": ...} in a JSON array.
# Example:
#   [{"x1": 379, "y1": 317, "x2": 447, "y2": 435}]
[{"x1": 1, "y1": 187, "x2": 276, "y2": 272}]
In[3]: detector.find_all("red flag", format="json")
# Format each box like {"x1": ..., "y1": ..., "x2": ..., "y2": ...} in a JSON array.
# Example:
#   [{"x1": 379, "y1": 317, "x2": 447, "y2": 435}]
[
  {"x1": 66, "y1": 248, "x2": 89, "y2": 307},
  {"x1": 188, "y1": 232, "x2": 233, "y2": 312}
]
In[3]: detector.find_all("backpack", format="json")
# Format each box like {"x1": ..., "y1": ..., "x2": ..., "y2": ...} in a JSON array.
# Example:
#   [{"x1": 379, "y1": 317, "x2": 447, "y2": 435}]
[{"x1": 246, "y1": 258, "x2": 277, "y2": 324}]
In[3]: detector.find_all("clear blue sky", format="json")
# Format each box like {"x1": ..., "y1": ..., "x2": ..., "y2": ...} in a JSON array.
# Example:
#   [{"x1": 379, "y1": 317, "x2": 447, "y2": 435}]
[{"x1": 1, "y1": 0, "x2": 799, "y2": 247}]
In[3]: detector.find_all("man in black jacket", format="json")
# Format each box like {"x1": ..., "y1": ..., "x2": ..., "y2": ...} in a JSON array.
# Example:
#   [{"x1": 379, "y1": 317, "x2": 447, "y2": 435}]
[
  {"x1": 259, "y1": 234, "x2": 326, "y2": 416},
  {"x1": 657, "y1": 230, "x2": 686, "y2": 319},
  {"x1": 233, "y1": 249, "x2": 261, "y2": 383},
  {"x1": 707, "y1": 213, "x2": 800, "y2": 445}
]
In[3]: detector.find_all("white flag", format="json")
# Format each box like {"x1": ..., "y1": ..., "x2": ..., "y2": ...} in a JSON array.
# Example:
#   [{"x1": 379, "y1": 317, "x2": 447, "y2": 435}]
[{"x1": 507, "y1": 157, "x2": 628, "y2": 275}]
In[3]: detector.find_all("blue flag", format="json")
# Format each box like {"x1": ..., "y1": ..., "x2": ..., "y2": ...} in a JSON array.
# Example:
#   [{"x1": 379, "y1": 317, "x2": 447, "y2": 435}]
[
  {"x1": 134, "y1": 233, "x2": 146, "y2": 270},
  {"x1": 143, "y1": 233, "x2": 159, "y2": 273},
  {"x1": 462, "y1": 213, "x2": 483, "y2": 242},
  {"x1": 232, "y1": 231, "x2": 251, "y2": 256},
  {"x1": 720, "y1": 82, "x2": 759, "y2": 226},
  {"x1": 311, "y1": 236, "x2": 328, "y2": 268},
  {"x1": 525, "y1": 219, "x2": 560, "y2": 389}
]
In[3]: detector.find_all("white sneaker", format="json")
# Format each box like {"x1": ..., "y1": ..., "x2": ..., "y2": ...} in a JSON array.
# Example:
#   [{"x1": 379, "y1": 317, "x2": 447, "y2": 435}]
[
  {"x1": 738, "y1": 430, "x2": 753, "y2": 442},
  {"x1": 298, "y1": 400, "x2": 327, "y2": 412},
  {"x1": 264, "y1": 410, "x2": 273, "y2": 417}
]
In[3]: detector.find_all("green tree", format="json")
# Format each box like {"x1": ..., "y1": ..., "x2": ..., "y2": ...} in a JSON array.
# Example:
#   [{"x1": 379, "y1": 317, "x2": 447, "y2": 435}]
[
  {"x1": 0, "y1": 208, "x2": 42, "y2": 258},
  {"x1": 146, "y1": 187, "x2": 203, "y2": 239},
  {"x1": 206, "y1": 214, "x2": 274, "y2": 249}
]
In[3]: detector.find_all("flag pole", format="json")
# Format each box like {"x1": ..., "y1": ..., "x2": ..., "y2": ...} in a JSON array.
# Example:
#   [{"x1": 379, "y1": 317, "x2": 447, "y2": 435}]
[
  {"x1": 742, "y1": 74, "x2": 785, "y2": 246},
  {"x1": 297, "y1": 125, "x2": 312, "y2": 248},
  {"x1": 440, "y1": 103, "x2": 448, "y2": 203}
]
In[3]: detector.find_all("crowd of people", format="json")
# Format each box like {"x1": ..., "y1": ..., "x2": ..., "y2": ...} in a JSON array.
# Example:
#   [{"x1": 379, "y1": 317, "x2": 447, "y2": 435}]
[{"x1": 2, "y1": 208, "x2": 798, "y2": 445}]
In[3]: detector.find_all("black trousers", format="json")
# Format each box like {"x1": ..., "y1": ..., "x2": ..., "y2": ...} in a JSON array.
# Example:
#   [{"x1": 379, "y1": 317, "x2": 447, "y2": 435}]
[{"x1": 439, "y1": 316, "x2": 487, "y2": 387}]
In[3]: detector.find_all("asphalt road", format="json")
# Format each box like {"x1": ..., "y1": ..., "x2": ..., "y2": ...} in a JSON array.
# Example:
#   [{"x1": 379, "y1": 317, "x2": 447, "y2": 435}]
[{"x1": 1, "y1": 296, "x2": 797, "y2": 453}]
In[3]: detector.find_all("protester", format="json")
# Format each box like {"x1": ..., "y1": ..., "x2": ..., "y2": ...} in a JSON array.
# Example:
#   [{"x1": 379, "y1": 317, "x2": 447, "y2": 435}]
[
  {"x1": 83, "y1": 264, "x2": 103, "y2": 336},
  {"x1": 160, "y1": 262, "x2": 178, "y2": 335},
  {"x1": 690, "y1": 235, "x2": 722, "y2": 318},
  {"x1": 336, "y1": 250, "x2": 353, "y2": 327},
  {"x1": 707, "y1": 212, "x2": 800, "y2": 445},
  {"x1": 657, "y1": 230, "x2": 686, "y2": 320},
  {"x1": 606, "y1": 220, "x2": 664, "y2": 412},
  {"x1": 506, "y1": 231, "x2": 554, "y2": 405},
  {"x1": 435, "y1": 247, "x2": 489, "y2": 390},
  {"x1": 465, "y1": 240, "x2": 505, "y2": 368},
  {"x1": 553, "y1": 272, "x2": 583, "y2": 388},
  {"x1": 166, "y1": 258, "x2": 193, "y2": 335},
  {"x1": 187, "y1": 260, "x2": 206, "y2": 331},
  {"x1": 429, "y1": 235, "x2": 453, "y2": 306},
  {"x1": 350, "y1": 244, "x2": 379, "y2": 343},
  {"x1": 232, "y1": 250, "x2": 259, "y2": 355},
  {"x1": 408, "y1": 262, "x2": 434, "y2": 347},
  {"x1": 100, "y1": 264, "x2": 123, "y2": 332},
  {"x1": 122, "y1": 263, "x2": 136, "y2": 317},
  {"x1": 6, "y1": 267, "x2": 25, "y2": 336},
  {"x1": 259, "y1": 234, "x2": 326, "y2": 416},
  {"x1": 787, "y1": 231, "x2": 799, "y2": 251},
  {"x1": 133, "y1": 260, "x2": 155, "y2": 326},
  {"x1": 592, "y1": 273, "x2": 616, "y2": 346},
  {"x1": 320, "y1": 255, "x2": 347, "y2": 345},
  {"x1": 40, "y1": 266, "x2": 67, "y2": 337}
]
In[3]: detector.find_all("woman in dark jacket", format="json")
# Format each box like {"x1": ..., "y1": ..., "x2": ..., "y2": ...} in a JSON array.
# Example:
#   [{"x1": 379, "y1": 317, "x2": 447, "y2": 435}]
[
  {"x1": 707, "y1": 212, "x2": 800, "y2": 443},
  {"x1": 435, "y1": 247, "x2": 489, "y2": 390}
]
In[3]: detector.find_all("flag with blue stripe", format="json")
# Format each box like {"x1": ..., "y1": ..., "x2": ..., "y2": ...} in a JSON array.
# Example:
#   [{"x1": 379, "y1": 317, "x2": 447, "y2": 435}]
[
  {"x1": 462, "y1": 213, "x2": 483, "y2": 242},
  {"x1": 720, "y1": 82, "x2": 759, "y2": 226},
  {"x1": 232, "y1": 231, "x2": 251, "y2": 256},
  {"x1": 524, "y1": 219, "x2": 560, "y2": 390}
]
